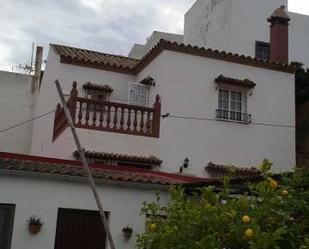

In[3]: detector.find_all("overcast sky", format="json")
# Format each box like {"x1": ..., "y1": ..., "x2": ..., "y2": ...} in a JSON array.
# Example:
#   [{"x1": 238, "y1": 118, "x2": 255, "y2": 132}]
[{"x1": 0, "y1": 0, "x2": 308, "y2": 71}]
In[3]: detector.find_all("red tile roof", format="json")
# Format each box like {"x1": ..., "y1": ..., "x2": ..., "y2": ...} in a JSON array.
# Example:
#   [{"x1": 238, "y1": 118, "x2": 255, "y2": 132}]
[
  {"x1": 74, "y1": 150, "x2": 162, "y2": 167},
  {"x1": 206, "y1": 162, "x2": 262, "y2": 178},
  {"x1": 51, "y1": 40, "x2": 295, "y2": 75},
  {"x1": 215, "y1": 74, "x2": 256, "y2": 89},
  {"x1": 51, "y1": 44, "x2": 139, "y2": 74},
  {"x1": 0, "y1": 152, "x2": 207, "y2": 186},
  {"x1": 83, "y1": 82, "x2": 113, "y2": 93}
]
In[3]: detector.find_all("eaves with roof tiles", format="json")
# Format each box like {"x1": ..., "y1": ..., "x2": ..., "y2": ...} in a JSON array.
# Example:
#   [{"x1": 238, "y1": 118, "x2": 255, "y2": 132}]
[
  {"x1": 0, "y1": 152, "x2": 207, "y2": 186},
  {"x1": 51, "y1": 39, "x2": 296, "y2": 75}
]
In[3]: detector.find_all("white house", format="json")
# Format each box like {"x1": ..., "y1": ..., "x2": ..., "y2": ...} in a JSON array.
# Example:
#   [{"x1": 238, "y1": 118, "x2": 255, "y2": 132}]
[
  {"x1": 0, "y1": 0, "x2": 301, "y2": 249},
  {"x1": 31, "y1": 40, "x2": 295, "y2": 175}
]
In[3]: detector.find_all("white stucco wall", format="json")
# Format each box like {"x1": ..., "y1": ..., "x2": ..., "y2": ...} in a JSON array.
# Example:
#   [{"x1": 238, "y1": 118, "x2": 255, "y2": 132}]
[
  {"x1": 289, "y1": 12, "x2": 309, "y2": 66},
  {"x1": 128, "y1": 44, "x2": 146, "y2": 59},
  {"x1": 137, "y1": 51, "x2": 295, "y2": 174},
  {"x1": 184, "y1": 0, "x2": 309, "y2": 67},
  {"x1": 230, "y1": 0, "x2": 287, "y2": 57},
  {"x1": 0, "y1": 71, "x2": 35, "y2": 154},
  {"x1": 184, "y1": 0, "x2": 232, "y2": 51},
  {"x1": 32, "y1": 47, "x2": 295, "y2": 175},
  {"x1": 0, "y1": 173, "x2": 166, "y2": 249},
  {"x1": 128, "y1": 31, "x2": 183, "y2": 59}
]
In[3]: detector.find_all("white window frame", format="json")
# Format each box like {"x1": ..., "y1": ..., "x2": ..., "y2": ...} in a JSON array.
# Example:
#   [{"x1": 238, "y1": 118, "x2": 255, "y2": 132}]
[
  {"x1": 217, "y1": 87, "x2": 249, "y2": 123},
  {"x1": 128, "y1": 82, "x2": 150, "y2": 107}
]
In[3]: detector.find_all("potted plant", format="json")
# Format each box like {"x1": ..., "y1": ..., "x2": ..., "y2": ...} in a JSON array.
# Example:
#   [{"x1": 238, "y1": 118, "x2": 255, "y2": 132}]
[
  {"x1": 27, "y1": 215, "x2": 43, "y2": 234},
  {"x1": 122, "y1": 226, "x2": 133, "y2": 240}
]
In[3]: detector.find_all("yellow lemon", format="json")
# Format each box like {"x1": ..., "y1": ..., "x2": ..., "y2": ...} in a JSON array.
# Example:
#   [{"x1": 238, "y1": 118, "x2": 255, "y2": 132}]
[
  {"x1": 149, "y1": 223, "x2": 157, "y2": 232},
  {"x1": 242, "y1": 215, "x2": 251, "y2": 224},
  {"x1": 244, "y1": 228, "x2": 254, "y2": 239},
  {"x1": 269, "y1": 180, "x2": 278, "y2": 190},
  {"x1": 282, "y1": 190, "x2": 288, "y2": 197}
]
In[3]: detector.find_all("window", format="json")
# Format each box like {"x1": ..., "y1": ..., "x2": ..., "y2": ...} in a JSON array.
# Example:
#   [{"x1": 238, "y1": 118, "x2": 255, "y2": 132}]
[
  {"x1": 255, "y1": 41, "x2": 270, "y2": 61},
  {"x1": 0, "y1": 204, "x2": 15, "y2": 249},
  {"x1": 217, "y1": 89, "x2": 251, "y2": 123},
  {"x1": 83, "y1": 83, "x2": 113, "y2": 102},
  {"x1": 129, "y1": 82, "x2": 149, "y2": 106}
]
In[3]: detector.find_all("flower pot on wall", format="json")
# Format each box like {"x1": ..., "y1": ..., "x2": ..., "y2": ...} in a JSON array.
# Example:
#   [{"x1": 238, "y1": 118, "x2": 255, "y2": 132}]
[
  {"x1": 27, "y1": 215, "x2": 43, "y2": 235},
  {"x1": 28, "y1": 223, "x2": 42, "y2": 234}
]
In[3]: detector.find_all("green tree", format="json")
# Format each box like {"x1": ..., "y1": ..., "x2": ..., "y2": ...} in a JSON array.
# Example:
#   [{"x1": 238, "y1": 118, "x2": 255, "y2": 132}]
[{"x1": 137, "y1": 162, "x2": 309, "y2": 249}]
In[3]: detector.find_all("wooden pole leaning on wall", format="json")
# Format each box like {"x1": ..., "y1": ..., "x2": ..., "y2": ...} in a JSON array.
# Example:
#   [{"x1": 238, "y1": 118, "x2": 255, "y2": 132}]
[{"x1": 54, "y1": 80, "x2": 116, "y2": 249}]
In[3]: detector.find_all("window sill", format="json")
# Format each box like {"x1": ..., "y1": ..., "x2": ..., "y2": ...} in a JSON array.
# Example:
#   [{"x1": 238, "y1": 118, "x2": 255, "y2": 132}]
[{"x1": 216, "y1": 118, "x2": 251, "y2": 125}]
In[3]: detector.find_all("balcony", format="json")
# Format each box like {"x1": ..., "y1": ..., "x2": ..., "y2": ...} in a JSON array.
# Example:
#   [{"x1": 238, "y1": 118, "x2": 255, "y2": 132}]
[
  {"x1": 216, "y1": 109, "x2": 252, "y2": 124},
  {"x1": 53, "y1": 82, "x2": 161, "y2": 141}
]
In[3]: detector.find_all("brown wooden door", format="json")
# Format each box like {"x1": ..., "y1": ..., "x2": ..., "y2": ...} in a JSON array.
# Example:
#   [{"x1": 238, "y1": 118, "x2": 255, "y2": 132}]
[{"x1": 54, "y1": 208, "x2": 106, "y2": 249}]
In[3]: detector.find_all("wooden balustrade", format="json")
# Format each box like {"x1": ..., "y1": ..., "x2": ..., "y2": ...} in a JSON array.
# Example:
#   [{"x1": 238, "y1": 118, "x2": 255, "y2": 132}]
[{"x1": 53, "y1": 82, "x2": 161, "y2": 141}]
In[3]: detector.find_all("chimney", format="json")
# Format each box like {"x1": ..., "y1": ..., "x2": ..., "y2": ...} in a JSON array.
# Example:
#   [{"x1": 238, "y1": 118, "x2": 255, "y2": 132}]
[
  {"x1": 267, "y1": 5, "x2": 290, "y2": 64},
  {"x1": 31, "y1": 46, "x2": 43, "y2": 94}
]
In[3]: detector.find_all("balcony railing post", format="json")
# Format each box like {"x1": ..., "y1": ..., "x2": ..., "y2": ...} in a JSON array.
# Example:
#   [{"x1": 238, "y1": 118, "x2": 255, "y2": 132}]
[
  {"x1": 152, "y1": 95, "x2": 161, "y2": 138},
  {"x1": 68, "y1": 81, "x2": 78, "y2": 123}
]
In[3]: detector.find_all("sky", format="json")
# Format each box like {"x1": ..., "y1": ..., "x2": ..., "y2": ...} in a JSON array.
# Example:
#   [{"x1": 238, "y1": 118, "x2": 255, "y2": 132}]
[{"x1": 0, "y1": 0, "x2": 308, "y2": 71}]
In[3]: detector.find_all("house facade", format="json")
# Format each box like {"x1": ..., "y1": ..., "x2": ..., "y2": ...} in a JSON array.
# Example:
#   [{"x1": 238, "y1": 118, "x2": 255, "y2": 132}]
[
  {"x1": 31, "y1": 40, "x2": 295, "y2": 175},
  {"x1": 0, "y1": 1, "x2": 302, "y2": 249}
]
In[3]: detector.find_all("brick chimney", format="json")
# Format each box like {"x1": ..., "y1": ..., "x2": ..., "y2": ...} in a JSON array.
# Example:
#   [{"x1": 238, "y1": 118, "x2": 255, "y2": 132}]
[{"x1": 267, "y1": 5, "x2": 290, "y2": 64}]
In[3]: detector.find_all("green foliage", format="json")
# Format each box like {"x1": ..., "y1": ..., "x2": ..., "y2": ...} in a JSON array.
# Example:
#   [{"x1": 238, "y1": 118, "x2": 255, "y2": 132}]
[
  {"x1": 293, "y1": 62, "x2": 309, "y2": 104},
  {"x1": 27, "y1": 215, "x2": 43, "y2": 225},
  {"x1": 136, "y1": 165, "x2": 309, "y2": 249}
]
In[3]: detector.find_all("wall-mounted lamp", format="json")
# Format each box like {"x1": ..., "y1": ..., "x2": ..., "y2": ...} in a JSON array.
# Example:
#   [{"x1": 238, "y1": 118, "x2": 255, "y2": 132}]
[
  {"x1": 183, "y1": 158, "x2": 189, "y2": 169},
  {"x1": 179, "y1": 158, "x2": 190, "y2": 173}
]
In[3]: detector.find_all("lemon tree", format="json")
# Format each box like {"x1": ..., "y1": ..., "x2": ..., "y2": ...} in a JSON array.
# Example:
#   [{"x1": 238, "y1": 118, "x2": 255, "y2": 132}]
[{"x1": 136, "y1": 162, "x2": 309, "y2": 249}]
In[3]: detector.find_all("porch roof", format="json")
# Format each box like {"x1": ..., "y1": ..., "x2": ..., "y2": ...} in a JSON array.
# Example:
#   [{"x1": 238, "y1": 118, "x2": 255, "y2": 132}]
[{"x1": 0, "y1": 152, "x2": 207, "y2": 186}]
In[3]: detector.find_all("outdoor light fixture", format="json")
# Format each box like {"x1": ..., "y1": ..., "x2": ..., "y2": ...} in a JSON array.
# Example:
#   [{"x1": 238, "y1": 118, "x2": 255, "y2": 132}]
[
  {"x1": 180, "y1": 158, "x2": 189, "y2": 173},
  {"x1": 183, "y1": 158, "x2": 189, "y2": 169}
]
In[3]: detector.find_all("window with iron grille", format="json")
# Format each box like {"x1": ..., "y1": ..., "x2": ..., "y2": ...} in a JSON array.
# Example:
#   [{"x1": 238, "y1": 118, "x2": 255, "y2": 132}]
[
  {"x1": 255, "y1": 41, "x2": 270, "y2": 61},
  {"x1": 0, "y1": 204, "x2": 15, "y2": 249},
  {"x1": 217, "y1": 88, "x2": 251, "y2": 123},
  {"x1": 129, "y1": 82, "x2": 149, "y2": 106}
]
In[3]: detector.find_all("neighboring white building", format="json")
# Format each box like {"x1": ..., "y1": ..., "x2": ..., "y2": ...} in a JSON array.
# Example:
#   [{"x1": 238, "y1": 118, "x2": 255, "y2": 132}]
[
  {"x1": 0, "y1": 71, "x2": 35, "y2": 154},
  {"x1": 184, "y1": 0, "x2": 309, "y2": 67},
  {"x1": 130, "y1": 0, "x2": 309, "y2": 67},
  {"x1": 128, "y1": 31, "x2": 183, "y2": 59},
  {"x1": 0, "y1": 47, "x2": 43, "y2": 154},
  {"x1": 0, "y1": 1, "x2": 302, "y2": 249}
]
